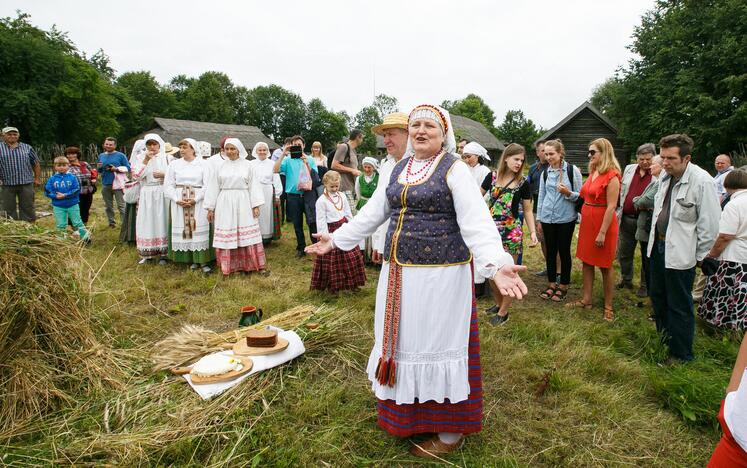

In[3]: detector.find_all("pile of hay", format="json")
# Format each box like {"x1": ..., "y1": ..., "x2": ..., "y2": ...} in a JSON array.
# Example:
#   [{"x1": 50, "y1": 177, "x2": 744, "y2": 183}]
[{"x1": 0, "y1": 220, "x2": 124, "y2": 433}]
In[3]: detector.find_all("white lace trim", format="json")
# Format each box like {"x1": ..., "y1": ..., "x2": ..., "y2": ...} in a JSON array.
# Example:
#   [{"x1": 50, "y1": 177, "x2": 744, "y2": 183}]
[
  {"x1": 395, "y1": 347, "x2": 467, "y2": 363},
  {"x1": 170, "y1": 239, "x2": 211, "y2": 252}
]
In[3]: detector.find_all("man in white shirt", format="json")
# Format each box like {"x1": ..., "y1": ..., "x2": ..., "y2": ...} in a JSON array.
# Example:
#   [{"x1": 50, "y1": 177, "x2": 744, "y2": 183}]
[
  {"x1": 713, "y1": 153, "x2": 734, "y2": 203},
  {"x1": 647, "y1": 134, "x2": 720, "y2": 364},
  {"x1": 369, "y1": 112, "x2": 409, "y2": 263}
]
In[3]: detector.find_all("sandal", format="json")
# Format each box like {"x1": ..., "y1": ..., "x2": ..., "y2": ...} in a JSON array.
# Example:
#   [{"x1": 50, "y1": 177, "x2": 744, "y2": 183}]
[
  {"x1": 550, "y1": 287, "x2": 568, "y2": 302},
  {"x1": 565, "y1": 300, "x2": 592, "y2": 310},
  {"x1": 539, "y1": 285, "x2": 557, "y2": 300},
  {"x1": 603, "y1": 306, "x2": 614, "y2": 322}
]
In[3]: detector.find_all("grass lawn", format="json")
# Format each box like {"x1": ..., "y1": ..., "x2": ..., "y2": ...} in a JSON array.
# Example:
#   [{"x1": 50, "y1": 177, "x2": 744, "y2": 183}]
[{"x1": 1, "y1": 196, "x2": 739, "y2": 466}]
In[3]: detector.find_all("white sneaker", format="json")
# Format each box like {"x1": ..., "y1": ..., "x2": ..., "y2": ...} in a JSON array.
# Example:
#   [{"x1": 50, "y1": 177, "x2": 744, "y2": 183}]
[
  {"x1": 201, "y1": 265, "x2": 212, "y2": 274},
  {"x1": 138, "y1": 258, "x2": 149, "y2": 265},
  {"x1": 190, "y1": 263, "x2": 199, "y2": 270}
]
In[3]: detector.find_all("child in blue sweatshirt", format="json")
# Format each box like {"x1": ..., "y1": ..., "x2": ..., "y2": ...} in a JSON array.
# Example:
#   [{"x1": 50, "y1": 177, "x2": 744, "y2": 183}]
[{"x1": 45, "y1": 156, "x2": 90, "y2": 242}]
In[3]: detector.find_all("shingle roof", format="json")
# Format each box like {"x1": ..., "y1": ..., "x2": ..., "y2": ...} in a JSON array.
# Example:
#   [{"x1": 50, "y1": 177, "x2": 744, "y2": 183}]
[
  {"x1": 131, "y1": 117, "x2": 279, "y2": 151},
  {"x1": 536, "y1": 101, "x2": 617, "y2": 143}
]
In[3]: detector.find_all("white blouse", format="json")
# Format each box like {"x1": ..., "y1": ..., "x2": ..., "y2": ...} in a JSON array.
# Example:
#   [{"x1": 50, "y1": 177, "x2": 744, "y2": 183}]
[
  {"x1": 163, "y1": 158, "x2": 208, "y2": 203},
  {"x1": 316, "y1": 191, "x2": 353, "y2": 235},
  {"x1": 249, "y1": 158, "x2": 284, "y2": 198}
]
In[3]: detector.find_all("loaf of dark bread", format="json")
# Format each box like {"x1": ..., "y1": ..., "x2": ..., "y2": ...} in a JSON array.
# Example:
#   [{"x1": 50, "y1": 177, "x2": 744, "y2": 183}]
[{"x1": 246, "y1": 329, "x2": 278, "y2": 348}]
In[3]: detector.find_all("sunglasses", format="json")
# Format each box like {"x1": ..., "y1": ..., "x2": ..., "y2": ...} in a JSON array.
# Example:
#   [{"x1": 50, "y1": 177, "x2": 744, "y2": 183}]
[{"x1": 588, "y1": 149, "x2": 599, "y2": 156}]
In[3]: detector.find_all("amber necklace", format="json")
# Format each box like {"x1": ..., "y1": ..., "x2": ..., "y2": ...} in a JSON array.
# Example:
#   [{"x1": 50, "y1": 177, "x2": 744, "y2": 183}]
[{"x1": 325, "y1": 189, "x2": 344, "y2": 211}]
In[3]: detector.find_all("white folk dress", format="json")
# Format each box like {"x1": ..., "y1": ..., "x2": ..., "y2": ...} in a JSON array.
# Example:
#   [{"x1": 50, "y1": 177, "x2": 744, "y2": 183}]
[
  {"x1": 132, "y1": 153, "x2": 170, "y2": 258},
  {"x1": 332, "y1": 155, "x2": 513, "y2": 405},
  {"x1": 163, "y1": 157, "x2": 212, "y2": 262},
  {"x1": 204, "y1": 158, "x2": 264, "y2": 250},
  {"x1": 249, "y1": 157, "x2": 283, "y2": 240}
]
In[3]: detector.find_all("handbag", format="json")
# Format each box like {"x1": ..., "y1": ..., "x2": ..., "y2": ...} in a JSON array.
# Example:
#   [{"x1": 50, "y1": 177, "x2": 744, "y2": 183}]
[
  {"x1": 701, "y1": 257, "x2": 720, "y2": 276},
  {"x1": 296, "y1": 160, "x2": 312, "y2": 192},
  {"x1": 123, "y1": 179, "x2": 141, "y2": 204}
]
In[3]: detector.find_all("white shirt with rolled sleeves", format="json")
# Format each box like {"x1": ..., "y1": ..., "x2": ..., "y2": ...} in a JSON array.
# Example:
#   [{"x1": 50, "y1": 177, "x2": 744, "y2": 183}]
[
  {"x1": 646, "y1": 162, "x2": 721, "y2": 269},
  {"x1": 369, "y1": 154, "x2": 397, "y2": 255}
]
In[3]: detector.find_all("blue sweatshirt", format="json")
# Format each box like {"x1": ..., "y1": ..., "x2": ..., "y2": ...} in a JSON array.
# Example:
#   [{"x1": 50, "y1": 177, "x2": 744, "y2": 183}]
[
  {"x1": 44, "y1": 172, "x2": 81, "y2": 208},
  {"x1": 97, "y1": 151, "x2": 130, "y2": 186}
]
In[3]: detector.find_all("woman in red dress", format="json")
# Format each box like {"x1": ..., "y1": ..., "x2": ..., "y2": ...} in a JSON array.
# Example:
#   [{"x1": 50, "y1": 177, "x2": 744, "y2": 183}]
[{"x1": 567, "y1": 138, "x2": 621, "y2": 321}]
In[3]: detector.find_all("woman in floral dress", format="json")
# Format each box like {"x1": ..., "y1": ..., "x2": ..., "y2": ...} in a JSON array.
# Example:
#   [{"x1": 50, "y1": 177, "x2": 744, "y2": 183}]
[{"x1": 480, "y1": 143, "x2": 538, "y2": 325}]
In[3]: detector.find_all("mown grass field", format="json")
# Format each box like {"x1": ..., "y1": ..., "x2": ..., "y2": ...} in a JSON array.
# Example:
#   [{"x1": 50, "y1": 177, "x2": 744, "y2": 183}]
[{"x1": 1, "y1": 196, "x2": 740, "y2": 466}]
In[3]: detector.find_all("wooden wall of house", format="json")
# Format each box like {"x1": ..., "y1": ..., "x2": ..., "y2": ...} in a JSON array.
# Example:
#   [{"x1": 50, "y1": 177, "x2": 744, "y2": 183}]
[{"x1": 547, "y1": 108, "x2": 625, "y2": 171}]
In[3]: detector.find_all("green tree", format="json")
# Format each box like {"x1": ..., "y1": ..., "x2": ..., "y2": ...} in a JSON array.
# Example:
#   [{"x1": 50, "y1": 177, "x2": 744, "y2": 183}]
[
  {"x1": 494, "y1": 110, "x2": 544, "y2": 152},
  {"x1": 305, "y1": 98, "x2": 348, "y2": 153},
  {"x1": 179, "y1": 71, "x2": 236, "y2": 123},
  {"x1": 242, "y1": 85, "x2": 307, "y2": 142},
  {"x1": 442, "y1": 94, "x2": 498, "y2": 134},
  {"x1": 591, "y1": 0, "x2": 747, "y2": 164},
  {"x1": 353, "y1": 106, "x2": 382, "y2": 155},
  {"x1": 115, "y1": 71, "x2": 177, "y2": 139}
]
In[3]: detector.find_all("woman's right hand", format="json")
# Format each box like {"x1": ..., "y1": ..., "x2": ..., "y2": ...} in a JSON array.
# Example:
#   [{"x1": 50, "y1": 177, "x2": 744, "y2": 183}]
[
  {"x1": 557, "y1": 183, "x2": 571, "y2": 196},
  {"x1": 305, "y1": 233, "x2": 334, "y2": 255},
  {"x1": 207, "y1": 209, "x2": 214, "y2": 223}
]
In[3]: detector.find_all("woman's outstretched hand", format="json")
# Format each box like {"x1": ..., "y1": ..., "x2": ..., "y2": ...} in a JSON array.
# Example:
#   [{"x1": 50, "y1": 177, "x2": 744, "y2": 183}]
[
  {"x1": 492, "y1": 265, "x2": 529, "y2": 299},
  {"x1": 305, "y1": 232, "x2": 334, "y2": 255}
]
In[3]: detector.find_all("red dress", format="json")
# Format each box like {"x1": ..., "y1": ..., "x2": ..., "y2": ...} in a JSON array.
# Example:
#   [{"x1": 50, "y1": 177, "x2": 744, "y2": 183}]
[{"x1": 576, "y1": 170, "x2": 620, "y2": 268}]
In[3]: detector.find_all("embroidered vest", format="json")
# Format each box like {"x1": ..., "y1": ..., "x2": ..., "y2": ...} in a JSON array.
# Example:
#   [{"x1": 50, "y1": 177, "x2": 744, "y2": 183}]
[{"x1": 383, "y1": 153, "x2": 471, "y2": 266}]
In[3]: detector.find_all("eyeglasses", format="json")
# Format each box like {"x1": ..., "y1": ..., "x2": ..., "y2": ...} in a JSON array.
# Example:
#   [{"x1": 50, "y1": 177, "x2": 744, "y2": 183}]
[{"x1": 588, "y1": 150, "x2": 599, "y2": 156}]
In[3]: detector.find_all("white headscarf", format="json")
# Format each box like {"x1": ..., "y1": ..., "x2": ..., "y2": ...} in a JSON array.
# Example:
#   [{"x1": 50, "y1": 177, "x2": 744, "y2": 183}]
[
  {"x1": 198, "y1": 141, "x2": 212, "y2": 159},
  {"x1": 404, "y1": 104, "x2": 457, "y2": 157},
  {"x1": 179, "y1": 138, "x2": 200, "y2": 158},
  {"x1": 142, "y1": 133, "x2": 166, "y2": 158},
  {"x1": 463, "y1": 141, "x2": 490, "y2": 161},
  {"x1": 129, "y1": 139, "x2": 145, "y2": 164},
  {"x1": 361, "y1": 156, "x2": 379, "y2": 170},
  {"x1": 251, "y1": 142, "x2": 270, "y2": 160},
  {"x1": 223, "y1": 138, "x2": 248, "y2": 160}
]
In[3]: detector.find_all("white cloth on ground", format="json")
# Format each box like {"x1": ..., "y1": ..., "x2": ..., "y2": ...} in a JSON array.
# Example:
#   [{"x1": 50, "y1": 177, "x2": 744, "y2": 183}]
[
  {"x1": 183, "y1": 327, "x2": 305, "y2": 400},
  {"x1": 332, "y1": 154, "x2": 512, "y2": 404}
]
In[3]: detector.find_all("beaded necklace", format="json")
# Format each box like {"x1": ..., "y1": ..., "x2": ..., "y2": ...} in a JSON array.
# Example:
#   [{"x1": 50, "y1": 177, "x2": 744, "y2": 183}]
[
  {"x1": 404, "y1": 150, "x2": 443, "y2": 184},
  {"x1": 324, "y1": 189, "x2": 344, "y2": 211}
]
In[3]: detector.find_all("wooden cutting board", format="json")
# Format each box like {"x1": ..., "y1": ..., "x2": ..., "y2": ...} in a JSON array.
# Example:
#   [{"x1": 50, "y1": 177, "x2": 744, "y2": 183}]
[
  {"x1": 188, "y1": 355, "x2": 254, "y2": 384},
  {"x1": 232, "y1": 337, "x2": 290, "y2": 356}
]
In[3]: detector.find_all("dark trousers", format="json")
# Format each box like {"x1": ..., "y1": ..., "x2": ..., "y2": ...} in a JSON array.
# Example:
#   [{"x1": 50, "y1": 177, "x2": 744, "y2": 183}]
[
  {"x1": 1, "y1": 183, "x2": 36, "y2": 222},
  {"x1": 286, "y1": 192, "x2": 317, "y2": 252},
  {"x1": 542, "y1": 221, "x2": 576, "y2": 285},
  {"x1": 649, "y1": 240, "x2": 696, "y2": 361},
  {"x1": 78, "y1": 193, "x2": 93, "y2": 224},
  {"x1": 279, "y1": 174, "x2": 287, "y2": 223},
  {"x1": 617, "y1": 215, "x2": 649, "y2": 286}
]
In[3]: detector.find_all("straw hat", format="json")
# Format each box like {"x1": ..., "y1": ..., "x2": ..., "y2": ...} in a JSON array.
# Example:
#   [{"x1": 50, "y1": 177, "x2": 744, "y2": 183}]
[
  {"x1": 372, "y1": 112, "x2": 408, "y2": 136},
  {"x1": 164, "y1": 142, "x2": 179, "y2": 155}
]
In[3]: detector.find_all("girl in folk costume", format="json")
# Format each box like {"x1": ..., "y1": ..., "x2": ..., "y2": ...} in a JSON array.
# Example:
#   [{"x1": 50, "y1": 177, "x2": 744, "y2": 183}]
[
  {"x1": 355, "y1": 157, "x2": 380, "y2": 264},
  {"x1": 119, "y1": 139, "x2": 145, "y2": 245},
  {"x1": 204, "y1": 138, "x2": 268, "y2": 277},
  {"x1": 249, "y1": 142, "x2": 284, "y2": 245},
  {"x1": 310, "y1": 171, "x2": 366, "y2": 293},
  {"x1": 480, "y1": 143, "x2": 539, "y2": 326},
  {"x1": 132, "y1": 134, "x2": 170, "y2": 264},
  {"x1": 307, "y1": 104, "x2": 527, "y2": 459},
  {"x1": 164, "y1": 138, "x2": 215, "y2": 272}
]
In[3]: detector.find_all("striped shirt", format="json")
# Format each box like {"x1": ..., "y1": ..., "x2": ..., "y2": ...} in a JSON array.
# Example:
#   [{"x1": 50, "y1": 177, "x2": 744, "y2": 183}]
[{"x1": 0, "y1": 142, "x2": 39, "y2": 186}]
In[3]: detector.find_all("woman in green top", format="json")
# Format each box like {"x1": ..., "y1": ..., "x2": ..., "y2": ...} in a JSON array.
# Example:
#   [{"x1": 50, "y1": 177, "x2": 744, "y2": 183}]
[{"x1": 355, "y1": 157, "x2": 380, "y2": 263}]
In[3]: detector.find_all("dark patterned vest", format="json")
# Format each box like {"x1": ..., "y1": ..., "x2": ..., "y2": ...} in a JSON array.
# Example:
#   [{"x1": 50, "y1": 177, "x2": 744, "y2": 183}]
[{"x1": 383, "y1": 153, "x2": 471, "y2": 266}]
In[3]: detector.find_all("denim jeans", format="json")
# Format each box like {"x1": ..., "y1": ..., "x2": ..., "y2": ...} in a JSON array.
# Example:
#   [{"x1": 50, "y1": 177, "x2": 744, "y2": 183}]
[{"x1": 649, "y1": 240, "x2": 696, "y2": 361}]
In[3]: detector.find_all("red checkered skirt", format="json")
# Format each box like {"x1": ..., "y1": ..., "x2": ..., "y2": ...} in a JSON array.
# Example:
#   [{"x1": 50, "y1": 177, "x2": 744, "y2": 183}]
[
  {"x1": 310, "y1": 219, "x2": 366, "y2": 292},
  {"x1": 215, "y1": 244, "x2": 266, "y2": 275},
  {"x1": 376, "y1": 276, "x2": 482, "y2": 437}
]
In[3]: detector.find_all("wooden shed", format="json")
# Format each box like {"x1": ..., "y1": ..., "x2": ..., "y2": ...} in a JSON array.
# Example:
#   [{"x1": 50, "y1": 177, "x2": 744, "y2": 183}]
[
  {"x1": 376, "y1": 114, "x2": 506, "y2": 162},
  {"x1": 536, "y1": 102, "x2": 623, "y2": 170},
  {"x1": 128, "y1": 117, "x2": 279, "y2": 154}
]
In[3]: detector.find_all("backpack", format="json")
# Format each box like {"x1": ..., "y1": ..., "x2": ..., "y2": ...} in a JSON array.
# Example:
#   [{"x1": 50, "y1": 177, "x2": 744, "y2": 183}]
[
  {"x1": 542, "y1": 163, "x2": 584, "y2": 212},
  {"x1": 327, "y1": 142, "x2": 350, "y2": 168}
]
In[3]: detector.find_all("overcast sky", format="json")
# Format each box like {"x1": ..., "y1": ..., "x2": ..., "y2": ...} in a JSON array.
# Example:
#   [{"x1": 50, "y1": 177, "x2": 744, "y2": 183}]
[{"x1": 4, "y1": 0, "x2": 654, "y2": 129}]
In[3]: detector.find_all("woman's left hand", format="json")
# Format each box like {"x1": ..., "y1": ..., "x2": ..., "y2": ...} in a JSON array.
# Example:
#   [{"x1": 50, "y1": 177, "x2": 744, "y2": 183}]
[
  {"x1": 529, "y1": 232, "x2": 539, "y2": 247},
  {"x1": 595, "y1": 232, "x2": 605, "y2": 247},
  {"x1": 252, "y1": 207, "x2": 260, "y2": 218},
  {"x1": 492, "y1": 265, "x2": 528, "y2": 299}
]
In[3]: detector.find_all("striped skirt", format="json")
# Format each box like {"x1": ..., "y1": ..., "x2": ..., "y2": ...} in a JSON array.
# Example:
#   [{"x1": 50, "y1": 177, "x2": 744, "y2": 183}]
[{"x1": 376, "y1": 289, "x2": 482, "y2": 436}]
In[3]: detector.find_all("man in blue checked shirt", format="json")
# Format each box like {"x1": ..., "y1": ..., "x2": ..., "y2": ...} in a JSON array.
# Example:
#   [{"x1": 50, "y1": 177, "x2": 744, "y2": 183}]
[{"x1": 0, "y1": 127, "x2": 41, "y2": 222}]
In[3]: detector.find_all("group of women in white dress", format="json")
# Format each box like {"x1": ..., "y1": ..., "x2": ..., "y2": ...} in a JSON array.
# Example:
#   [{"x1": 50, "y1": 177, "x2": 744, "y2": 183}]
[{"x1": 126, "y1": 135, "x2": 282, "y2": 277}]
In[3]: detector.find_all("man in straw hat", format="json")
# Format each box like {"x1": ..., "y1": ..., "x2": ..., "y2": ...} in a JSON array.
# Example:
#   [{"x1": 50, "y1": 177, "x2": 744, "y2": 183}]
[
  {"x1": 370, "y1": 112, "x2": 409, "y2": 263},
  {"x1": 0, "y1": 126, "x2": 41, "y2": 222}
]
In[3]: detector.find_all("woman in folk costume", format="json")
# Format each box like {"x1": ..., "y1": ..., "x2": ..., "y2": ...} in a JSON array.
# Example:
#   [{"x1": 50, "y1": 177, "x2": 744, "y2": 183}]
[
  {"x1": 164, "y1": 138, "x2": 214, "y2": 272},
  {"x1": 119, "y1": 139, "x2": 145, "y2": 245},
  {"x1": 355, "y1": 156, "x2": 380, "y2": 263},
  {"x1": 204, "y1": 138, "x2": 268, "y2": 277},
  {"x1": 132, "y1": 134, "x2": 170, "y2": 264},
  {"x1": 311, "y1": 170, "x2": 366, "y2": 293},
  {"x1": 249, "y1": 142, "x2": 283, "y2": 245},
  {"x1": 307, "y1": 104, "x2": 527, "y2": 459}
]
